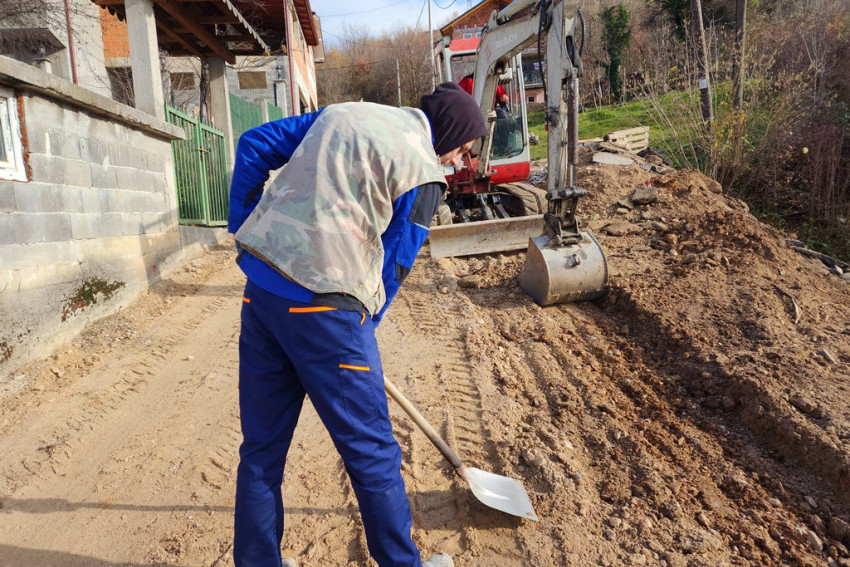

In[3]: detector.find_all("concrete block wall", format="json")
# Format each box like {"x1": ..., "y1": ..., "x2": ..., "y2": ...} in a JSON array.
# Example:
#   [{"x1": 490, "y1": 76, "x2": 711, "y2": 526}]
[{"x1": 0, "y1": 56, "x2": 194, "y2": 378}]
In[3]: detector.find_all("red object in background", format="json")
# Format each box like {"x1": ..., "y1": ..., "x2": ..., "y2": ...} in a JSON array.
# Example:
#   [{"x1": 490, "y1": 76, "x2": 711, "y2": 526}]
[
  {"x1": 490, "y1": 161, "x2": 530, "y2": 185},
  {"x1": 445, "y1": 155, "x2": 531, "y2": 194},
  {"x1": 458, "y1": 76, "x2": 507, "y2": 101}
]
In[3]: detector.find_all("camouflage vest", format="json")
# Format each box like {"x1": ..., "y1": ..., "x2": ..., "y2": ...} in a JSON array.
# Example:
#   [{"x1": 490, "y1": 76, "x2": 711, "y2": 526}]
[{"x1": 235, "y1": 102, "x2": 447, "y2": 315}]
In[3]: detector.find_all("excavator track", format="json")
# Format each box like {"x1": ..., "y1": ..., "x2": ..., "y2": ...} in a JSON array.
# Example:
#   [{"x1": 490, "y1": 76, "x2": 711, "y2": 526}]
[{"x1": 498, "y1": 182, "x2": 548, "y2": 216}]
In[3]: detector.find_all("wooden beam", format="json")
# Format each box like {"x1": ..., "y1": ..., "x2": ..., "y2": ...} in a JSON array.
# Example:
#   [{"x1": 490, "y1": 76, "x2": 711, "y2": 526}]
[
  {"x1": 95, "y1": 0, "x2": 268, "y2": 58},
  {"x1": 151, "y1": 0, "x2": 235, "y2": 63},
  {"x1": 198, "y1": 15, "x2": 239, "y2": 24},
  {"x1": 218, "y1": 0, "x2": 270, "y2": 53},
  {"x1": 216, "y1": 34, "x2": 255, "y2": 42},
  {"x1": 155, "y1": 20, "x2": 205, "y2": 59}
]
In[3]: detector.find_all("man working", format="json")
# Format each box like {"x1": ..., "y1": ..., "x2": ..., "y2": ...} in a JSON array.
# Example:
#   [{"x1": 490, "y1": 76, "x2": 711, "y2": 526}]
[
  {"x1": 458, "y1": 73, "x2": 509, "y2": 118},
  {"x1": 228, "y1": 82, "x2": 486, "y2": 567}
]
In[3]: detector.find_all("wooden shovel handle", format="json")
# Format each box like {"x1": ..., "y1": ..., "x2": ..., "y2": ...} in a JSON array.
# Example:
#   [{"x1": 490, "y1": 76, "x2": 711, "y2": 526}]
[{"x1": 384, "y1": 376, "x2": 464, "y2": 471}]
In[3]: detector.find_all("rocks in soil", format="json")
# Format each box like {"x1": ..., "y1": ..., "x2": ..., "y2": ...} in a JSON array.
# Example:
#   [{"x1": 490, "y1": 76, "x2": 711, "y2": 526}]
[
  {"x1": 829, "y1": 516, "x2": 850, "y2": 545},
  {"x1": 457, "y1": 275, "x2": 482, "y2": 289},
  {"x1": 794, "y1": 525, "x2": 824, "y2": 552},
  {"x1": 638, "y1": 147, "x2": 671, "y2": 165},
  {"x1": 704, "y1": 178, "x2": 723, "y2": 193},
  {"x1": 789, "y1": 392, "x2": 819, "y2": 415},
  {"x1": 602, "y1": 221, "x2": 641, "y2": 236},
  {"x1": 632, "y1": 185, "x2": 659, "y2": 205}
]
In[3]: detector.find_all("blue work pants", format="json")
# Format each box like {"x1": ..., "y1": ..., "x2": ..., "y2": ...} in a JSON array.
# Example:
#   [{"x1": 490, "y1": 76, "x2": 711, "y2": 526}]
[{"x1": 234, "y1": 280, "x2": 422, "y2": 567}]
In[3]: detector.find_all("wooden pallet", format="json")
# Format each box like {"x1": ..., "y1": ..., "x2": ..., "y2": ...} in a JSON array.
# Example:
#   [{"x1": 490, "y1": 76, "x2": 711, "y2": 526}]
[{"x1": 604, "y1": 126, "x2": 650, "y2": 152}]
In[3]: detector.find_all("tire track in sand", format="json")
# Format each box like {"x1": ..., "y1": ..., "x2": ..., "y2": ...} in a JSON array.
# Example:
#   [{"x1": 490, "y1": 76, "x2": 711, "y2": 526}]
[
  {"x1": 0, "y1": 250, "x2": 249, "y2": 566},
  {"x1": 380, "y1": 263, "x2": 527, "y2": 564}
]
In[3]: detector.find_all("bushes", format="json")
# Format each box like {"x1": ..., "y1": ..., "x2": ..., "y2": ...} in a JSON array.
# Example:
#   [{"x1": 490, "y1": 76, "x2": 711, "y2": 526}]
[{"x1": 631, "y1": 0, "x2": 850, "y2": 262}]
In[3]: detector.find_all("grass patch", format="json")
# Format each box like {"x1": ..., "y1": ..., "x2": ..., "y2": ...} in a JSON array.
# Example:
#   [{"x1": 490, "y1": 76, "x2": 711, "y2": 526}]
[
  {"x1": 798, "y1": 221, "x2": 850, "y2": 264},
  {"x1": 527, "y1": 91, "x2": 692, "y2": 163}
]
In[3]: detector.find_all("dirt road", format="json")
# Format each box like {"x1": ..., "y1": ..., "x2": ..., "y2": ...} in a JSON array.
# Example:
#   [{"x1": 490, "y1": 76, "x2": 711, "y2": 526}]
[{"x1": 1, "y1": 153, "x2": 849, "y2": 567}]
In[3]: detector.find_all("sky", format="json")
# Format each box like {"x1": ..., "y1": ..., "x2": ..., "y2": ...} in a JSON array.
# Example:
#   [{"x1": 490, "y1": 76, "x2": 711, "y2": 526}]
[{"x1": 309, "y1": 0, "x2": 475, "y2": 46}]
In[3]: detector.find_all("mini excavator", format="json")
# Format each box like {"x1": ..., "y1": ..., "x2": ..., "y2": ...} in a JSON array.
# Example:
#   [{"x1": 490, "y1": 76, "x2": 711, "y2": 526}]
[{"x1": 429, "y1": 0, "x2": 608, "y2": 305}]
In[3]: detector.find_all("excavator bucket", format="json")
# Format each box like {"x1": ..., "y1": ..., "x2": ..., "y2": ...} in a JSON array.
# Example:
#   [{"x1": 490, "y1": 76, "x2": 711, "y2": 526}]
[
  {"x1": 429, "y1": 215, "x2": 546, "y2": 258},
  {"x1": 519, "y1": 232, "x2": 608, "y2": 305}
]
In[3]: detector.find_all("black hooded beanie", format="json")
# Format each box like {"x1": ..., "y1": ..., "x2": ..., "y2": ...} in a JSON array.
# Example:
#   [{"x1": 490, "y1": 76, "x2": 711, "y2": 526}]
[{"x1": 420, "y1": 82, "x2": 488, "y2": 157}]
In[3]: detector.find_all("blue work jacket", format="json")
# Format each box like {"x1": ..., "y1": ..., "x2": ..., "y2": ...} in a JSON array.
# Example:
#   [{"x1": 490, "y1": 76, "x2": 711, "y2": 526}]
[{"x1": 228, "y1": 109, "x2": 444, "y2": 323}]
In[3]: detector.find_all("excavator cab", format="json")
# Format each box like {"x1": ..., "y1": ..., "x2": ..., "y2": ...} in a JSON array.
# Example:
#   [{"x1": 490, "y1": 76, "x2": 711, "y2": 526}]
[{"x1": 434, "y1": 40, "x2": 536, "y2": 212}]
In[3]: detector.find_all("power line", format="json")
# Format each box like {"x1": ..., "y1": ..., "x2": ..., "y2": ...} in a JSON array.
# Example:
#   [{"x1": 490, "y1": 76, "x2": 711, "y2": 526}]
[
  {"x1": 321, "y1": 28, "x2": 394, "y2": 47},
  {"x1": 316, "y1": 57, "x2": 399, "y2": 72},
  {"x1": 320, "y1": 0, "x2": 417, "y2": 19},
  {"x1": 432, "y1": 0, "x2": 458, "y2": 9},
  {"x1": 413, "y1": 0, "x2": 428, "y2": 31}
]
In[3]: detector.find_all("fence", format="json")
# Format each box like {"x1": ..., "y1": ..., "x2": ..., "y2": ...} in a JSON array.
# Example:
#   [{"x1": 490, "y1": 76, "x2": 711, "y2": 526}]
[
  {"x1": 165, "y1": 105, "x2": 229, "y2": 227},
  {"x1": 267, "y1": 101, "x2": 284, "y2": 122},
  {"x1": 230, "y1": 94, "x2": 264, "y2": 153},
  {"x1": 165, "y1": 97, "x2": 286, "y2": 226}
]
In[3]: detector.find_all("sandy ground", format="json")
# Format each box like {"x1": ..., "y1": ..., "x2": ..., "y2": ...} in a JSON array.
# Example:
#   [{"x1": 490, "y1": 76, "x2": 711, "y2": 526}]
[{"x1": 1, "y1": 151, "x2": 849, "y2": 567}]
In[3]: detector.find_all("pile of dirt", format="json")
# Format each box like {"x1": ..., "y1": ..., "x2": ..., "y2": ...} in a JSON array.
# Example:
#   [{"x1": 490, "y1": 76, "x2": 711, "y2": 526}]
[{"x1": 401, "y1": 147, "x2": 850, "y2": 566}]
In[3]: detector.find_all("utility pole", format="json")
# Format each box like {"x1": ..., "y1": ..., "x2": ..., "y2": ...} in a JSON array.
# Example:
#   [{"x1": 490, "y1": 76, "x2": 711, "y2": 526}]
[
  {"x1": 428, "y1": 0, "x2": 436, "y2": 89},
  {"x1": 396, "y1": 58, "x2": 402, "y2": 107},
  {"x1": 732, "y1": 0, "x2": 747, "y2": 109},
  {"x1": 690, "y1": 0, "x2": 713, "y2": 129}
]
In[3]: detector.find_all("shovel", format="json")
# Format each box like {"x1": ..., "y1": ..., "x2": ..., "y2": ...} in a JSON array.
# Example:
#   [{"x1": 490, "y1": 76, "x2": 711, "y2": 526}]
[{"x1": 384, "y1": 377, "x2": 538, "y2": 521}]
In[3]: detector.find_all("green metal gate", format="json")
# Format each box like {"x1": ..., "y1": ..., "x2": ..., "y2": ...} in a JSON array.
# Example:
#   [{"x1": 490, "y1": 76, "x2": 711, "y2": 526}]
[
  {"x1": 230, "y1": 94, "x2": 264, "y2": 153},
  {"x1": 166, "y1": 106, "x2": 229, "y2": 226},
  {"x1": 267, "y1": 102, "x2": 284, "y2": 122}
]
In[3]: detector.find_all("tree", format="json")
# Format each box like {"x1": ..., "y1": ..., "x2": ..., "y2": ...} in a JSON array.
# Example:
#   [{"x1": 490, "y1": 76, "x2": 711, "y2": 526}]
[
  {"x1": 600, "y1": 4, "x2": 632, "y2": 102},
  {"x1": 315, "y1": 24, "x2": 433, "y2": 107},
  {"x1": 658, "y1": 0, "x2": 691, "y2": 41},
  {"x1": 690, "y1": 0, "x2": 713, "y2": 127},
  {"x1": 731, "y1": 0, "x2": 747, "y2": 109}
]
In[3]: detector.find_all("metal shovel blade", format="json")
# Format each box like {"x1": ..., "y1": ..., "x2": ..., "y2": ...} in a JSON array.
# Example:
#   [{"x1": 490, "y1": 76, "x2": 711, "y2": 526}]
[
  {"x1": 461, "y1": 465, "x2": 539, "y2": 521},
  {"x1": 384, "y1": 377, "x2": 538, "y2": 521}
]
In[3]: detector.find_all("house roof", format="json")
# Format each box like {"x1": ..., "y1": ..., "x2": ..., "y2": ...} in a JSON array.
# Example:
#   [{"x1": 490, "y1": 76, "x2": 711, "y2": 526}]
[
  {"x1": 448, "y1": 38, "x2": 480, "y2": 52},
  {"x1": 438, "y1": 0, "x2": 514, "y2": 37},
  {"x1": 94, "y1": 0, "x2": 319, "y2": 64}
]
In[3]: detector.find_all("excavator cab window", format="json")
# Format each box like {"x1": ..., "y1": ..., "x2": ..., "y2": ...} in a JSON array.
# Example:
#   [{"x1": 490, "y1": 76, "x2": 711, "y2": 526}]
[
  {"x1": 491, "y1": 75, "x2": 525, "y2": 161},
  {"x1": 441, "y1": 49, "x2": 527, "y2": 163}
]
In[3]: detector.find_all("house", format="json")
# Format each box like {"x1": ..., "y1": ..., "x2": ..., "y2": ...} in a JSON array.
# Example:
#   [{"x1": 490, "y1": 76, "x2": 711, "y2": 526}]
[
  {"x1": 98, "y1": 0, "x2": 324, "y2": 119},
  {"x1": 0, "y1": 0, "x2": 323, "y2": 377},
  {"x1": 439, "y1": 0, "x2": 514, "y2": 41},
  {"x1": 439, "y1": 0, "x2": 544, "y2": 104}
]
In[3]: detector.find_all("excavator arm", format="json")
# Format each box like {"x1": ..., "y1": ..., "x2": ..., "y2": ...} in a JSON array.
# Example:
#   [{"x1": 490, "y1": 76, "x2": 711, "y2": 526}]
[{"x1": 467, "y1": 1, "x2": 546, "y2": 178}]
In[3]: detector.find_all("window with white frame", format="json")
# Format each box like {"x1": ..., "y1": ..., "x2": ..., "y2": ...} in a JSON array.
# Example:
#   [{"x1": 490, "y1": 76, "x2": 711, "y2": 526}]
[{"x1": 0, "y1": 86, "x2": 27, "y2": 182}]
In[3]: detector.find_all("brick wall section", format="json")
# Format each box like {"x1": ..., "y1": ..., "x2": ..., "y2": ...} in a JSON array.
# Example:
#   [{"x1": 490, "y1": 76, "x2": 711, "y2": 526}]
[
  {"x1": 100, "y1": 8, "x2": 130, "y2": 59},
  {"x1": 442, "y1": 0, "x2": 514, "y2": 39}
]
